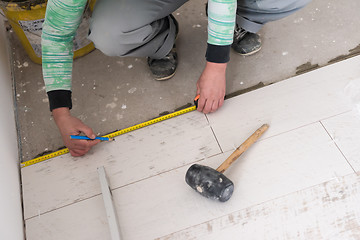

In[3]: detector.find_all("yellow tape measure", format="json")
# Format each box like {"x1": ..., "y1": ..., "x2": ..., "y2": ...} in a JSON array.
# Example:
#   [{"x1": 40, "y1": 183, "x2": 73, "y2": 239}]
[{"x1": 20, "y1": 105, "x2": 197, "y2": 168}]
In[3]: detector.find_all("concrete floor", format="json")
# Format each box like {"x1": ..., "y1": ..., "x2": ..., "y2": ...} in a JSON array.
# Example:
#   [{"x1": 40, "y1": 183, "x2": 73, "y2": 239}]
[{"x1": 9, "y1": 0, "x2": 360, "y2": 162}]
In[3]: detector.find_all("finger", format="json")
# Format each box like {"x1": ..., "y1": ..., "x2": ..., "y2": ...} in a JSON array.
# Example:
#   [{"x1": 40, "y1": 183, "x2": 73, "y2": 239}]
[
  {"x1": 210, "y1": 100, "x2": 219, "y2": 113},
  {"x1": 219, "y1": 98, "x2": 225, "y2": 108},
  {"x1": 70, "y1": 149, "x2": 86, "y2": 157},
  {"x1": 77, "y1": 125, "x2": 96, "y2": 139},
  {"x1": 197, "y1": 97, "x2": 207, "y2": 112},
  {"x1": 74, "y1": 139, "x2": 99, "y2": 150},
  {"x1": 69, "y1": 150, "x2": 80, "y2": 157},
  {"x1": 203, "y1": 99, "x2": 214, "y2": 114},
  {"x1": 87, "y1": 139, "x2": 101, "y2": 147},
  {"x1": 75, "y1": 148, "x2": 89, "y2": 155},
  {"x1": 72, "y1": 140, "x2": 91, "y2": 150}
]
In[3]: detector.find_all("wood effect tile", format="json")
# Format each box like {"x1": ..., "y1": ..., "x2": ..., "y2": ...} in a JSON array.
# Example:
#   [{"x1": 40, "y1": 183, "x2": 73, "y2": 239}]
[
  {"x1": 22, "y1": 111, "x2": 221, "y2": 220},
  {"x1": 206, "y1": 56, "x2": 360, "y2": 153},
  {"x1": 321, "y1": 110, "x2": 360, "y2": 172},
  {"x1": 25, "y1": 196, "x2": 110, "y2": 240},
  {"x1": 159, "y1": 173, "x2": 360, "y2": 240},
  {"x1": 25, "y1": 123, "x2": 353, "y2": 240},
  {"x1": 110, "y1": 122, "x2": 353, "y2": 239}
]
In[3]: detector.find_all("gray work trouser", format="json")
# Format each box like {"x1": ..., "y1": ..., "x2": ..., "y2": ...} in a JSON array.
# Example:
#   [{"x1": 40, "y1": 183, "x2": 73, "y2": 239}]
[{"x1": 88, "y1": 0, "x2": 311, "y2": 59}]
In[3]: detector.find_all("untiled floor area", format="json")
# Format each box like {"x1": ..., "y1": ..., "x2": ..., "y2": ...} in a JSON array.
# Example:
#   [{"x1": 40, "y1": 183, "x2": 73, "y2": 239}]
[
  {"x1": 10, "y1": 0, "x2": 360, "y2": 162},
  {"x1": 21, "y1": 56, "x2": 360, "y2": 239}
]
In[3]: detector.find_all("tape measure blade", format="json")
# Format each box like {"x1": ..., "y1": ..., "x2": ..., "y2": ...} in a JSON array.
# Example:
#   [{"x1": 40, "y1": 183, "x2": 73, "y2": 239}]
[{"x1": 21, "y1": 148, "x2": 69, "y2": 168}]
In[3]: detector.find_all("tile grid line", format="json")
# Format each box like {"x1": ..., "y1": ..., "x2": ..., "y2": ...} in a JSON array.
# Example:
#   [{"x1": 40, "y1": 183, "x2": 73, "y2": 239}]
[
  {"x1": 24, "y1": 192, "x2": 102, "y2": 221},
  {"x1": 25, "y1": 112, "x2": 354, "y2": 220},
  {"x1": 204, "y1": 114, "x2": 224, "y2": 154},
  {"x1": 319, "y1": 121, "x2": 357, "y2": 174},
  {"x1": 24, "y1": 153, "x2": 227, "y2": 221},
  {"x1": 253, "y1": 110, "x2": 353, "y2": 144},
  {"x1": 23, "y1": 111, "x2": 226, "y2": 220}
]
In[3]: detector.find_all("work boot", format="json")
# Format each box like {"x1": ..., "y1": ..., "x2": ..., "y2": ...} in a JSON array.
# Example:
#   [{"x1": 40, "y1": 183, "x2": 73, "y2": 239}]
[
  {"x1": 148, "y1": 15, "x2": 178, "y2": 81},
  {"x1": 147, "y1": 46, "x2": 178, "y2": 81},
  {"x1": 205, "y1": 2, "x2": 261, "y2": 56},
  {"x1": 232, "y1": 25, "x2": 262, "y2": 56}
]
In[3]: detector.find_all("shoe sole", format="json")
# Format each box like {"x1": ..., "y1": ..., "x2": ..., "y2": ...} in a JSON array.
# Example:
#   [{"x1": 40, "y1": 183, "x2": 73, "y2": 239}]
[
  {"x1": 235, "y1": 45, "x2": 262, "y2": 56},
  {"x1": 154, "y1": 69, "x2": 177, "y2": 81}
]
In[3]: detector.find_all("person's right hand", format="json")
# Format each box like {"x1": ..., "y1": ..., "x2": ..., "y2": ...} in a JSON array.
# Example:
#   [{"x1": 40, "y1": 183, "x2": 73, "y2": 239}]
[
  {"x1": 196, "y1": 61, "x2": 226, "y2": 113},
  {"x1": 52, "y1": 107, "x2": 100, "y2": 157}
]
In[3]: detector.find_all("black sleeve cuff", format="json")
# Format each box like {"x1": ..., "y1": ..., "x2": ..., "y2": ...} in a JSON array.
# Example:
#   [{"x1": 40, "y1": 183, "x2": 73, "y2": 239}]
[
  {"x1": 47, "y1": 90, "x2": 72, "y2": 111},
  {"x1": 205, "y1": 43, "x2": 231, "y2": 63}
]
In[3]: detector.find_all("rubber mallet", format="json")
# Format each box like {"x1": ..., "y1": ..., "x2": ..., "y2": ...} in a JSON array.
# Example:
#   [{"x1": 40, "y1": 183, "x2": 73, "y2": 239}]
[{"x1": 185, "y1": 124, "x2": 269, "y2": 202}]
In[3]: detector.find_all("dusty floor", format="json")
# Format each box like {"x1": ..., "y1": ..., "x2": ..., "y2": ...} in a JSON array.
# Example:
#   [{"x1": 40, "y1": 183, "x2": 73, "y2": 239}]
[
  {"x1": 9, "y1": 0, "x2": 360, "y2": 161},
  {"x1": 21, "y1": 55, "x2": 360, "y2": 239}
]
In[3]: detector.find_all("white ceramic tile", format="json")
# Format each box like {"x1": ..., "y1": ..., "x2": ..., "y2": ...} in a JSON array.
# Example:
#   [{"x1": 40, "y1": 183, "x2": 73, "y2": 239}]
[
  {"x1": 25, "y1": 123, "x2": 353, "y2": 240},
  {"x1": 21, "y1": 111, "x2": 221, "y2": 220},
  {"x1": 110, "y1": 122, "x2": 352, "y2": 240},
  {"x1": 25, "y1": 196, "x2": 110, "y2": 240},
  {"x1": 206, "y1": 57, "x2": 360, "y2": 153},
  {"x1": 159, "y1": 173, "x2": 360, "y2": 240},
  {"x1": 321, "y1": 110, "x2": 360, "y2": 172}
]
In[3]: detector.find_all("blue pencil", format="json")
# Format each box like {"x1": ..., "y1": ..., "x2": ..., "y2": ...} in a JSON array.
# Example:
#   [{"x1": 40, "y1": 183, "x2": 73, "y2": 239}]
[{"x1": 70, "y1": 135, "x2": 114, "y2": 141}]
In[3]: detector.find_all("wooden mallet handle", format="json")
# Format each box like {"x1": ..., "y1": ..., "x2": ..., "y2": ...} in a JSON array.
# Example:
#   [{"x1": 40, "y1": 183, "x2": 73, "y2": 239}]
[{"x1": 216, "y1": 124, "x2": 269, "y2": 173}]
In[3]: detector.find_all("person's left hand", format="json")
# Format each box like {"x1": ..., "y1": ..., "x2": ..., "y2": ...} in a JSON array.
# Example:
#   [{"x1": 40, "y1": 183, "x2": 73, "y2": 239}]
[{"x1": 196, "y1": 61, "x2": 226, "y2": 113}]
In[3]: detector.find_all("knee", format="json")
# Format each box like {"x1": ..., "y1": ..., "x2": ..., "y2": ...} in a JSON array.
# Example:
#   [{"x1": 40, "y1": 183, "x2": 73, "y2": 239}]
[
  {"x1": 88, "y1": 16, "x2": 153, "y2": 57},
  {"x1": 88, "y1": 33, "x2": 124, "y2": 57}
]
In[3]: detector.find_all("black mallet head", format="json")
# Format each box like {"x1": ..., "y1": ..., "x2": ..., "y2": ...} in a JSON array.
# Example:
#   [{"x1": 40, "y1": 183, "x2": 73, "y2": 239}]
[
  {"x1": 185, "y1": 164, "x2": 234, "y2": 202},
  {"x1": 185, "y1": 124, "x2": 269, "y2": 202}
]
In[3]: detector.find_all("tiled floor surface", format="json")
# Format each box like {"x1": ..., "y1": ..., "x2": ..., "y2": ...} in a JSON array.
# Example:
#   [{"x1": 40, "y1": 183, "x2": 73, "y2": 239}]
[{"x1": 21, "y1": 56, "x2": 360, "y2": 239}]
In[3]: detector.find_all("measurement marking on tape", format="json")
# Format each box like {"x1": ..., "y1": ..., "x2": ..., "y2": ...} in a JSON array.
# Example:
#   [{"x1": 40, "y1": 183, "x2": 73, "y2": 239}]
[{"x1": 20, "y1": 105, "x2": 197, "y2": 168}]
